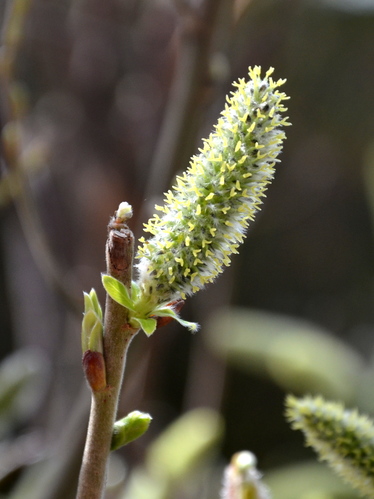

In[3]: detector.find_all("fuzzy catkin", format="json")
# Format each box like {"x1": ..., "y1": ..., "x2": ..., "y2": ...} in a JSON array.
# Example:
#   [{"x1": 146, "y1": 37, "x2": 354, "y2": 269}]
[
  {"x1": 221, "y1": 451, "x2": 271, "y2": 499},
  {"x1": 137, "y1": 66, "x2": 290, "y2": 304},
  {"x1": 286, "y1": 395, "x2": 374, "y2": 498}
]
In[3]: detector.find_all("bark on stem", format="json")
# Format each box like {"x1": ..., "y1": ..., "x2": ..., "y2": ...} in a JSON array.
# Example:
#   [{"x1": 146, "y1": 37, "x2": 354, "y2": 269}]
[{"x1": 77, "y1": 218, "x2": 138, "y2": 499}]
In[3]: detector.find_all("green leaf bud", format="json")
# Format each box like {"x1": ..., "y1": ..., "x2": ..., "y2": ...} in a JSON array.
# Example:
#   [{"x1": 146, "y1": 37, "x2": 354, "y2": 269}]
[
  {"x1": 88, "y1": 318, "x2": 104, "y2": 353},
  {"x1": 89, "y1": 288, "x2": 102, "y2": 321},
  {"x1": 81, "y1": 289, "x2": 103, "y2": 354},
  {"x1": 111, "y1": 410, "x2": 152, "y2": 451}
]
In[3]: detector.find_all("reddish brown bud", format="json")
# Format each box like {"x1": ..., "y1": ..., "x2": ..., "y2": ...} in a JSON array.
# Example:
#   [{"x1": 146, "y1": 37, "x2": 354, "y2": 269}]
[
  {"x1": 82, "y1": 350, "x2": 107, "y2": 392},
  {"x1": 154, "y1": 299, "x2": 185, "y2": 329}
]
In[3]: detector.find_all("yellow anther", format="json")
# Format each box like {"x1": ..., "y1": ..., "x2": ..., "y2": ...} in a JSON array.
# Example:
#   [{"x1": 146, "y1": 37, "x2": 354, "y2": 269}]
[{"x1": 209, "y1": 154, "x2": 223, "y2": 162}]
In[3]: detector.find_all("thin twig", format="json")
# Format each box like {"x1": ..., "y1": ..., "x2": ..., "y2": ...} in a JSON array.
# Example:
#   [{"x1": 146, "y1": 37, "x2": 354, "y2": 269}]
[{"x1": 76, "y1": 216, "x2": 139, "y2": 499}]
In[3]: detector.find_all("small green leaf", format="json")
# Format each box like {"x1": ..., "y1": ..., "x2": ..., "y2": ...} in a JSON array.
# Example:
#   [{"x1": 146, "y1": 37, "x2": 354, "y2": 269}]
[
  {"x1": 83, "y1": 291, "x2": 94, "y2": 314},
  {"x1": 131, "y1": 281, "x2": 141, "y2": 301},
  {"x1": 101, "y1": 275, "x2": 136, "y2": 311},
  {"x1": 111, "y1": 410, "x2": 152, "y2": 451},
  {"x1": 82, "y1": 308, "x2": 97, "y2": 332},
  {"x1": 132, "y1": 317, "x2": 157, "y2": 336},
  {"x1": 88, "y1": 319, "x2": 104, "y2": 353},
  {"x1": 82, "y1": 309, "x2": 99, "y2": 352},
  {"x1": 152, "y1": 307, "x2": 177, "y2": 318},
  {"x1": 89, "y1": 289, "x2": 102, "y2": 320}
]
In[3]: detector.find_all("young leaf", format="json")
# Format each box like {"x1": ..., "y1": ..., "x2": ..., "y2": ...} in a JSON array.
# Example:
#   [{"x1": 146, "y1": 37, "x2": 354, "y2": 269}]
[
  {"x1": 89, "y1": 289, "x2": 103, "y2": 320},
  {"x1": 83, "y1": 291, "x2": 94, "y2": 314},
  {"x1": 82, "y1": 309, "x2": 99, "y2": 352},
  {"x1": 131, "y1": 280, "x2": 141, "y2": 301},
  {"x1": 88, "y1": 319, "x2": 104, "y2": 353},
  {"x1": 101, "y1": 275, "x2": 136, "y2": 311},
  {"x1": 131, "y1": 317, "x2": 157, "y2": 336},
  {"x1": 152, "y1": 307, "x2": 178, "y2": 318}
]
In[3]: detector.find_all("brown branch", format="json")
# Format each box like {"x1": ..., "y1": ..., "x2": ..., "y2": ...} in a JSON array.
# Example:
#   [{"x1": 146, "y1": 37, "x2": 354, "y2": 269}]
[{"x1": 76, "y1": 215, "x2": 139, "y2": 499}]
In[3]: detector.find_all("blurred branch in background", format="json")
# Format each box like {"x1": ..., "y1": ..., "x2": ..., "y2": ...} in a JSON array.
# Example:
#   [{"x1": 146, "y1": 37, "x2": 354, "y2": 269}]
[
  {"x1": 143, "y1": 0, "x2": 233, "y2": 201},
  {"x1": 0, "y1": 4, "x2": 90, "y2": 493},
  {"x1": 0, "y1": 0, "x2": 239, "y2": 497},
  {"x1": 0, "y1": 0, "x2": 81, "y2": 312}
]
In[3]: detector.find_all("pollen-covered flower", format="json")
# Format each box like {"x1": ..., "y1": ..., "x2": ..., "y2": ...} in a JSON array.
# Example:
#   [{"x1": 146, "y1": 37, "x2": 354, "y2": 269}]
[
  {"x1": 221, "y1": 451, "x2": 271, "y2": 499},
  {"x1": 136, "y1": 66, "x2": 290, "y2": 305},
  {"x1": 286, "y1": 395, "x2": 374, "y2": 498}
]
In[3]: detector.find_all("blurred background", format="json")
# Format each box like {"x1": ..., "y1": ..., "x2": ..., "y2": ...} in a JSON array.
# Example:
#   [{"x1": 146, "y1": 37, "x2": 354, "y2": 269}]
[{"x1": 1, "y1": 0, "x2": 374, "y2": 497}]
